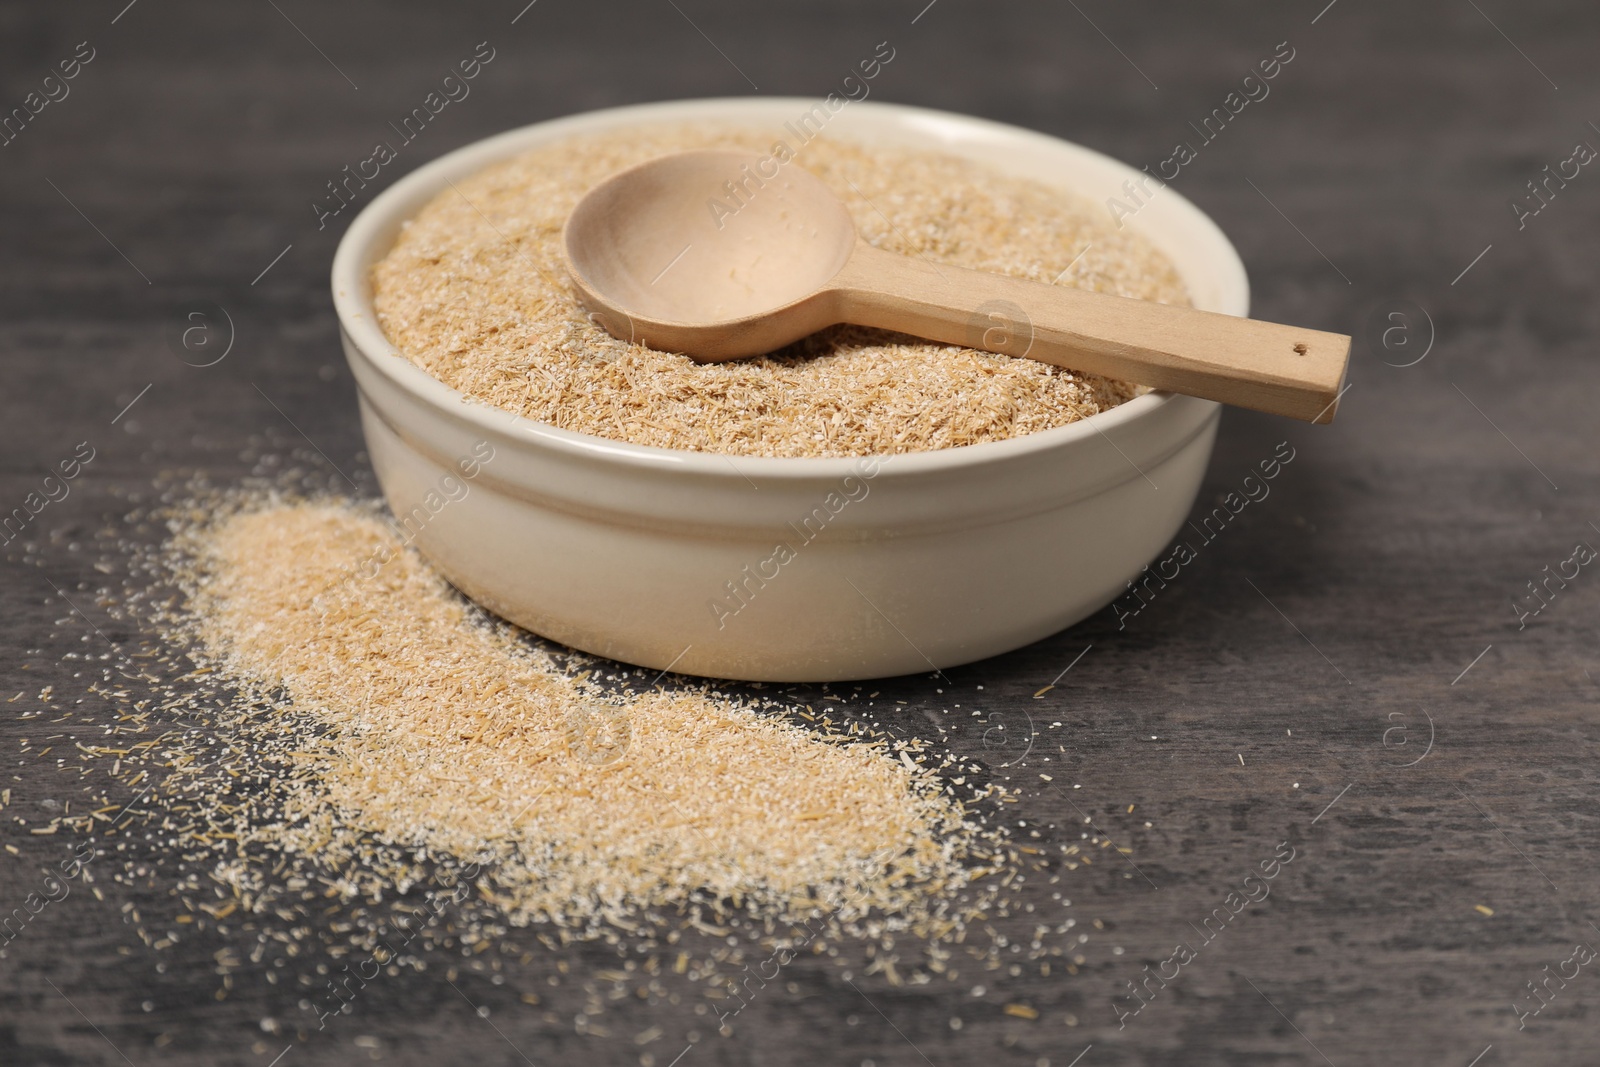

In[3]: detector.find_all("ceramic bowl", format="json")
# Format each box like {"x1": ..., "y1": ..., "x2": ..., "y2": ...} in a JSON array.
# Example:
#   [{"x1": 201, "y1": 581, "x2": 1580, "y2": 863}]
[{"x1": 331, "y1": 98, "x2": 1241, "y2": 682}]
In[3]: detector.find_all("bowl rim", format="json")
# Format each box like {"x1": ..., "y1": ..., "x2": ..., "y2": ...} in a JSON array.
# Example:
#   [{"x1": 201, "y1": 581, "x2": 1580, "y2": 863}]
[{"x1": 332, "y1": 96, "x2": 1245, "y2": 479}]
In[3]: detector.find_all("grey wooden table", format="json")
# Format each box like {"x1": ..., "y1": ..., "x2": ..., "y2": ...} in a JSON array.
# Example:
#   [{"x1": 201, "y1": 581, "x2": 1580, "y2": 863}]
[{"x1": 3, "y1": 1, "x2": 1597, "y2": 1064}]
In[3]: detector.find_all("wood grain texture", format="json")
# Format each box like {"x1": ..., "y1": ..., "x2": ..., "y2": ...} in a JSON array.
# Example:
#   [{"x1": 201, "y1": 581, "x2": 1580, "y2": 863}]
[
  {"x1": 833, "y1": 242, "x2": 1352, "y2": 422},
  {"x1": 2, "y1": 2, "x2": 1598, "y2": 1066}
]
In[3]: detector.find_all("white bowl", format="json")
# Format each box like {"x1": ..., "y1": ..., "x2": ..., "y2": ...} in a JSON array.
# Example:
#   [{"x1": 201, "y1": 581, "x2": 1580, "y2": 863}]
[{"x1": 332, "y1": 98, "x2": 1241, "y2": 682}]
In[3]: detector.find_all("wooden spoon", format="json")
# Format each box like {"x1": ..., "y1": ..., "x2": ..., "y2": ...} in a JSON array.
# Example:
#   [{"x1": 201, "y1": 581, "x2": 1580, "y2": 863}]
[{"x1": 563, "y1": 150, "x2": 1350, "y2": 423}]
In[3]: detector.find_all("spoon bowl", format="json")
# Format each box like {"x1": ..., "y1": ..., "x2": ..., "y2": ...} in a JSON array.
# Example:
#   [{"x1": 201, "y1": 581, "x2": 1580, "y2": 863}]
[
  {"x1": 565, "y1": 149, "x2": 1351, "y2": 422},
  {"x1": 565, "y1": 150, "x2": 858, "y2": 355}
]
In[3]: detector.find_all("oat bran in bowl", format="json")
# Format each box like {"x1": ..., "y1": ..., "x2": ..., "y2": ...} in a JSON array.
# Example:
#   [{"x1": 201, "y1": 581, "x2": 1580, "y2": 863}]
[{"x1": 332, "y1": 98, "x2": 1239, "y2": 682}]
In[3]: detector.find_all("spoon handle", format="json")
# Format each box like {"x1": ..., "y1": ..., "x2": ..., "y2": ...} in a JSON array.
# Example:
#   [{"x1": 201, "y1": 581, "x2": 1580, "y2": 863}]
[{"x1": 829, "y1": 242, "x2": 1350, "y2": 423}]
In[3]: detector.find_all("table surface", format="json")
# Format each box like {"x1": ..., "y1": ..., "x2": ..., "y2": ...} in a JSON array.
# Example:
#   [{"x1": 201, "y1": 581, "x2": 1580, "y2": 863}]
[{"x1": 3, "y1": 1, "x2": 1598, "y2": 1064}]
